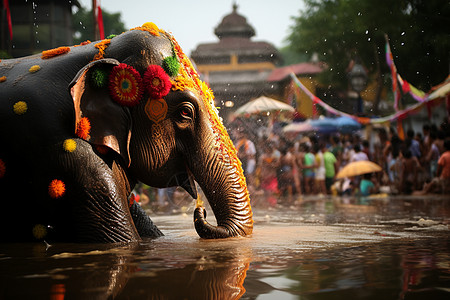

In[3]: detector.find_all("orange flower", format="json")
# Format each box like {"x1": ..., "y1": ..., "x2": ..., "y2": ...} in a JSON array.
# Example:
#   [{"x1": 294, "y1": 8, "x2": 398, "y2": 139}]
[
  {"x1": 76, "y1": 117, "x2": 91, "y2": 140},
  {"x1": 49, "y1": 179, "x2": 66, "y2": 199},
  {"x1": 41, "y1": 47, "x2": 71, "y2": 59}
]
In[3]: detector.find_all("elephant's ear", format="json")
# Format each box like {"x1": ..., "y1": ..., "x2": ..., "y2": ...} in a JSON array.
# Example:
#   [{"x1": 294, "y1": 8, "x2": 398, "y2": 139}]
[{"x1": 69, "y1": 58, "x2": 132, "y2": 166}]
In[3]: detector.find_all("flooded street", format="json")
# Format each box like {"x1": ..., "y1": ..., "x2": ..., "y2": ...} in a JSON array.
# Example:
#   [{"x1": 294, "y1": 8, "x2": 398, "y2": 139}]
[{"x1": 1, "y1": 195, "x2": 449, "y2": 299}]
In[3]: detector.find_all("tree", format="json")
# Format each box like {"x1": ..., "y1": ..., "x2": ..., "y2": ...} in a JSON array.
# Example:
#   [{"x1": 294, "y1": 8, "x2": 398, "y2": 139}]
[
  {"x1": 287, "y1": 0, "x2": 449, "y2": 113},
  {"x1": 72, "y1": 6, "x2": 126, "y2": 44}
]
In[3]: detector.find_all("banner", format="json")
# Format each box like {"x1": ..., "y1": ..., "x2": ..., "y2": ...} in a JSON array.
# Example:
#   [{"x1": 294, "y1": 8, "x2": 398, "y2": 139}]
[
  {"x1": 289, "y1": 73, "x2": 448, "y2": 126},
  {"x1": 3, "y1": 0, "x2": 12, "y2": 40},
  {"x1": 385, "y1": 35, "x2": 428, "y2": 108},
  {"x1": 95, "y1": 0, "x2": 105, "y2": 39}
]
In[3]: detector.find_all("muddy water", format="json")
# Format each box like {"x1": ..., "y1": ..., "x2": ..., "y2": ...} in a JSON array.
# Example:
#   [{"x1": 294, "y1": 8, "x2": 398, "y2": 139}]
[{"x1": 0, "y1": 195, "x2": 449, "y2": 299}]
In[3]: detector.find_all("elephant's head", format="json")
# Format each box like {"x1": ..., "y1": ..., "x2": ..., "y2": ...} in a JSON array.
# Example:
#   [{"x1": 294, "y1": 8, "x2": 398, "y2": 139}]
[{"x1": 69, "y1": 23, "x2": 253, "y2": 239}]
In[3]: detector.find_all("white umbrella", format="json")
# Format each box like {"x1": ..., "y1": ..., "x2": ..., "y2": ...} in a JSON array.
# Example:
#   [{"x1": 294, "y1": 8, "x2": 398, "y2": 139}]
[{"x1": 233, "y1": 96, "x2": 295, "y2": 116}]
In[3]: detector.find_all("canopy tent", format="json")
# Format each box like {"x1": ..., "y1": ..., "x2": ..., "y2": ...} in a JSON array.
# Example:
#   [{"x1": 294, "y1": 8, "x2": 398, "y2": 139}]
[{"x1": 233, "y1": 96, "x2": 295, "y2": 117}]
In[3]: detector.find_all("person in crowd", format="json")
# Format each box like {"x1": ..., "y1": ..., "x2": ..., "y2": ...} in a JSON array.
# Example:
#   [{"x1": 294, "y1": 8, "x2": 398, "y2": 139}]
[
  {"x1": 313, "y1": 143, "x2": 326, "y2": 195},
  {"x1": 359, "y1": 173, "x2": 379, "y2": 196},
  {"x1": 329, "y1": 135, "x2": 343, "y2": 168},
  {"x1": 351, "y1": 144, "x2": 369, "y2": 162},
  {"x1": 400, "y1": 148, "x2": 421, "y2": 193},
  {"x1": 322, "y1": 143, "x2": 337, "y2": 194},
  {"x1": 295, "y1": 143, "x2": 306, "y2": 196},
  {"x1": 361, "y1": 139, "x2": 372, "y2": 161},
  {"x1": 302, "y1": 143, "x2": 316, "y2": 194},
  {"x1": 416, "y1": 139, "x2": 450, "y2": 194},
  {"x1": 278, "y1": 142, "x2": 298, "y2": 204},
  {"x1": 257, "y1": 142, "x2": 280, "y2": 206},
  {"x1": 406, "y1": 129, "x2": 421, "y2": 159},
  {"x1": 424, "y1": 130, "x2": 440, "y2": 179},
  {"x1": 235, "y1": 130, "x2": 257, "y2": 185}
]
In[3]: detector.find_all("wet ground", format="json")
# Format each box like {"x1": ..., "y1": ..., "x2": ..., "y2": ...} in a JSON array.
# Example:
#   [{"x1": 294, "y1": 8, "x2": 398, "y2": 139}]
[{"x1": 0, "y1": 194, "x2": 449, "y2": 299}]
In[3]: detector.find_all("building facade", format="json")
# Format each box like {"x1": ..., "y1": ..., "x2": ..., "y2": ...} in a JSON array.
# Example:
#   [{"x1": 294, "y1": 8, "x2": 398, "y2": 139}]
[
  {"x1": 191, "y1": 4, "x2": 282, "y2": 123},
  {"x1": 1, "y1": 0, "x2": 79, "y2": 58}
]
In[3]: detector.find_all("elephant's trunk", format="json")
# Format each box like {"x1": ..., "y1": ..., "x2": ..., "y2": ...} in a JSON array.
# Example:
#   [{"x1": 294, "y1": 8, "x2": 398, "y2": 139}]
[{"x1": 191, "y1": 137, "x2": 253, "y2": 239}]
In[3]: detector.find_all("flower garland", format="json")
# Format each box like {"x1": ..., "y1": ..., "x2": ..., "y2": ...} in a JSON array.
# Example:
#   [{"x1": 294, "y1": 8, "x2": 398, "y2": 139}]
[
  {"x1": 109, "y1": 64, "x2": 144, "y2": 107},
  {"x1": 93, "y1": 39, "x2": 111, "y2": 61},
  {"x1": 131, "y1": 22, "x2": 164, "y2": 37},
  {"x1": 167, "y1": 33, "x2": 250, "y2": 199},
  {"x1": 0, "y1": 76, "x2": 6, "y2": 83},
  {"x1": 41, "y1": 46, "x2": 70, "y2": 59}
]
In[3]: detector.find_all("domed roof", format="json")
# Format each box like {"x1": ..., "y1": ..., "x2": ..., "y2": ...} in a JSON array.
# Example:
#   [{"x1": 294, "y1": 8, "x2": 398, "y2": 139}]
[{"x1": 214, "y1": 4, "x2": 255, "y2": 40}]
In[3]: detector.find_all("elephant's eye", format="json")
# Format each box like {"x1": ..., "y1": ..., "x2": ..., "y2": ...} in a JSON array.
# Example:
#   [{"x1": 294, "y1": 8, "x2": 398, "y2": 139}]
[{"x1": 178, "y1": 103, "x2": 194, "y2": 120}]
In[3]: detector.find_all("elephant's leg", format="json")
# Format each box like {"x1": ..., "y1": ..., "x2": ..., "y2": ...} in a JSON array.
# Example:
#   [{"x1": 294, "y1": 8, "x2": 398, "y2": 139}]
[{"x1": 51, "y1": 139, "x2": 141, "y2": 242}]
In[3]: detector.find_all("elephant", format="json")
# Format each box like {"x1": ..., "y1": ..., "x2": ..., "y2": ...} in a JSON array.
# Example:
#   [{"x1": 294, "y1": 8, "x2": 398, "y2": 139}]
[{"x1": 0, "y1": 22, "x2": 253, "y2": 242}]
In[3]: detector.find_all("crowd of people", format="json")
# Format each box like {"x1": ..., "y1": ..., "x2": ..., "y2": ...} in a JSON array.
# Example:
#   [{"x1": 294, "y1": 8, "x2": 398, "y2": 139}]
[{"x1": 233, "y1": 117, "x2": 450, "y2": 206}]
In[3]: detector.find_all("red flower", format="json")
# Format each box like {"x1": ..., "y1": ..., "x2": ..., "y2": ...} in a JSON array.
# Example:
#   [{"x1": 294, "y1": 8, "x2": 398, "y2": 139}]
[
  {"x1": 143, "y1": 65, "x2": 171, "y2": 99},
  {"x1": 76, "y1": 117, "x2": 91, "y2": 140},
  {"x1": 109, "y1": 63, "x2": 143, "y2": 107}
]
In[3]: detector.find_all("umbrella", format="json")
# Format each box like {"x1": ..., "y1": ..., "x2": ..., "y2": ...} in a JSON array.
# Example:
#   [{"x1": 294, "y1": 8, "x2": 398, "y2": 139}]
[
  {"x1": 233, "y1": 96, "x2": 295, "y2": 116},
  {"x1": 309, "y1": 117, "x2": 337, "y2": 133},
  {"x1": 283, "y1": 121, "x2": 317, "y2": 133},
  {"x1": 335, "y1": 116, "x2": 362, "y2": 133},
  {"x1": 336, "y1": 160, "x2": 382, "y2": 179}
]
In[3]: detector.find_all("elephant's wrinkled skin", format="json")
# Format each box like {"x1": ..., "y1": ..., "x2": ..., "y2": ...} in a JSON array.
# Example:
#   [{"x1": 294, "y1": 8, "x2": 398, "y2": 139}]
[{"x1": 0, "y1": 23, "x2": 253, "y2": 242}]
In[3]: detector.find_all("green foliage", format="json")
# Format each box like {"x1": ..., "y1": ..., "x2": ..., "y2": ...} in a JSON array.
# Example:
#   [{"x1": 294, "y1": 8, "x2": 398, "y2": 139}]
[
  {"x1": 287, "y1": 0, "x2": 450, "y2": 91},
  {"x1": 72, "y1": 6, "x2": 126, "y2": 44}
]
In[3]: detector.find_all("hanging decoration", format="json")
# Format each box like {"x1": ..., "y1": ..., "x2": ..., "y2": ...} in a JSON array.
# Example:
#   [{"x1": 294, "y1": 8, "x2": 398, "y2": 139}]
[
  {"x1": 385, "y1": 35, "x2": 428, "y2": 110},
  {"x1": 109, "y1": 63, "x2": 144, "y2": 106},
  {"x1": 289, "y1": 72, "x2": 448, "y2": 126},
  {"x1": 95, "y1": 0, "x2": 105, "y2": 40},
  {"x1": 3, "y1": 0, "x2": 12, "y2": 40}
]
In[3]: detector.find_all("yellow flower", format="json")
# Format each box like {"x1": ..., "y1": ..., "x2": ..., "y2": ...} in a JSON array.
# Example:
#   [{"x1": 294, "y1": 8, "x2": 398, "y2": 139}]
[
  {"x1": 63, "y1": 139, "x2": 77, "y2": 152},
  {"x1": 29, "y1": 65, "x2": 41, "y2": 73},
  {"x1": 13, "y1": 101, "x2": 28, "y2": 115},
  {"x1": 32, "y1": 224, "x2": 47, "y2": 239}
]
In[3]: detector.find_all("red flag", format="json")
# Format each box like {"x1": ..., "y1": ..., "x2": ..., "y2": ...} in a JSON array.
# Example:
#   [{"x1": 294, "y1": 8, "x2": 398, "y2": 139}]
[
  {"x1": 96, "y1": 1, "x2": 104, "y2": 39},
  {"x1": 3, "y1": 0, "x2": 12, "y2": 40}
]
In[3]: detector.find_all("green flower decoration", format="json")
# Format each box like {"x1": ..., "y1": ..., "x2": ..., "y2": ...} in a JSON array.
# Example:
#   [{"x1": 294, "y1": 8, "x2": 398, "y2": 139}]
[
  {"x1": 90, "y1": 67, "x2": 109, "y2": 88},
  {"x1": 162, "y1": 56, "x2": 180, "y2": 77},
  {"x1": 107, "y1": 34, "x2": 116, "y2": 39}
]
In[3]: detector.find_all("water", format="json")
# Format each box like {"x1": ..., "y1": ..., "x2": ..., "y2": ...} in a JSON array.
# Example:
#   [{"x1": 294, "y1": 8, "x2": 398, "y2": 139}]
[{"x1": 0, "y1": 195, "x2": 449, "y2": 299}]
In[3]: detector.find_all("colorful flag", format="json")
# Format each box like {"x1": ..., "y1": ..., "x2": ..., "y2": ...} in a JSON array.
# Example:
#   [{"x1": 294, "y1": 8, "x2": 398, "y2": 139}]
[
  {"x1": 3, "y1": 0, "x2": 12, "y2": 40},
  {"x1": 95, "y1": 0, "x2": 105, "y2": 39}
]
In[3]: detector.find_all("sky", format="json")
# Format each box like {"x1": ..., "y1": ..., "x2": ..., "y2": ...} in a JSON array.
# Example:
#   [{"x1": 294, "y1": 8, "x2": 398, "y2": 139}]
[{"x1": 76, "y1": 0, "x2": 305, "y2": 54}]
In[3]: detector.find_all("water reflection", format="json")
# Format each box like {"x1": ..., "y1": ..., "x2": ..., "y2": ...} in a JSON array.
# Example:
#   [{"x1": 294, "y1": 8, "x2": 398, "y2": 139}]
[{"x1": 0, "y1": 196, "x2": 449, "y2": 299}]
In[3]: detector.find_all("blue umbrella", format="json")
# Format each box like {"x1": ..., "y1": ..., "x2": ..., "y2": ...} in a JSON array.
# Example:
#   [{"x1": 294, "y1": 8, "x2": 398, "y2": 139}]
[
  {"x1": 309, "y1": 117, "x2": 337, "y2": 133},
  {"x1": 335, "y1": 116, "x2": 361, "y2": 133}
]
